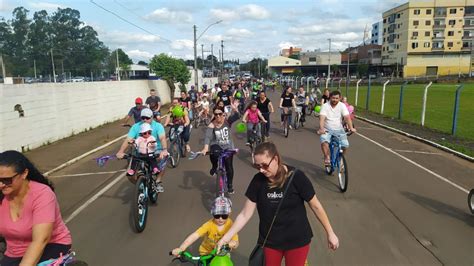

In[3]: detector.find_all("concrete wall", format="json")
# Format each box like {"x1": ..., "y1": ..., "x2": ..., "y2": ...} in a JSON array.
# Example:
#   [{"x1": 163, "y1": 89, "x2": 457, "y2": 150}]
[{"x1": 0, "y1": 80, "x2": 173, "y2": 152}]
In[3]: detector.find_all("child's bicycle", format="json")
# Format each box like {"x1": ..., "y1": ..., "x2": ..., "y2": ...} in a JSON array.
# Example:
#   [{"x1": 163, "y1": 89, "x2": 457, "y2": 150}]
[
  {"x1": 170, "y1": 245, "x2": 233, "y2": 266},
  {"x1": 168, "y1": 124, "x2": 186, "y2": 168},
  {"x1": 123, "y1": 142, "x2": 168, "y2": 233},
  {"x1": 321, "y1": 130, "x2": 352, "y2": 193},
  {"x1": 189, "y1": 149, "x2": 238, "y2": 197},
  {"x1": 36, "y1": 251, "x2": 84, "y2": 266},
  {"x1": 247, "y1": 122, "x2": 265, "y2": 164}
]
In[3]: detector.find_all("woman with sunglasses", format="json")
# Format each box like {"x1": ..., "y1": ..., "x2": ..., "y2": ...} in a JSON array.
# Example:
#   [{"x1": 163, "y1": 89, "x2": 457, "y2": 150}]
[
  {"x1": 0, "y1": 151, "x2": 72, "y2": 266},
  {"x1": 200, "y1": 102, "x2": 240, "y2": 194},
  {"x1": 217, "y1": 142, "x2": 339, "y2": 266}
]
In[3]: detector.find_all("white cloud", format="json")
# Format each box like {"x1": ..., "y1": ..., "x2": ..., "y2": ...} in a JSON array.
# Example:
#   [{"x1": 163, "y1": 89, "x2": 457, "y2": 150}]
[
  {"x1": 209, "y1": 4, "x2": 270, "y2": 22},
  {"x1": 145, "y1": 8, "x2": 192, "y2": 24},
  {"x1": 99, "y1": 31, "x2": 161, "y2": 46},
  {"x1": 0, "y1": 0, "x2": 13, "y2": 12},
  {"x1": 127, "y1": 49, "x2": 154, "y2": 60},
  {"x1": 226, "y1": 28, "x2": 254, "y2": 38},
  {"x1": 28, "y1": 2, "x2": 64, "y2": 11},
  {"x1": 170, "y1": 39, "x2": 194, "y2": 50}
]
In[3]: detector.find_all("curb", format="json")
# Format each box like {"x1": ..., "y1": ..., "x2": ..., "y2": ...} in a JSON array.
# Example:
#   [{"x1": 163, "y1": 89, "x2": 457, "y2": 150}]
[
  {"x1": 44, "y1": 135, "x2": 127, "y2": 176},
  {"x1": 355, "y1": 115, "x2": 474, "y2": 162}
]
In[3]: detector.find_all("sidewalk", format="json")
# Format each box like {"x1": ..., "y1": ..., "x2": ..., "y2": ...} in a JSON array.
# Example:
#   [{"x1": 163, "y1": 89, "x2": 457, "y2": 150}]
[{"x1": 25, "y1": 120, "x2": 127, "y2": 173}]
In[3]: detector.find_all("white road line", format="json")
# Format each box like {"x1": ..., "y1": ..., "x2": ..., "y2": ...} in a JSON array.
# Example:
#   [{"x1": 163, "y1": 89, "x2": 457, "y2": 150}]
[
  {"x1": 393, "y1": 149, "x2": 442, "y2": 155},
  {"x1": 65, "y1": 172, "x2": 125, "y2": 224},
  {"x1": 356, "y1": 132, "x2": 469, "y2": 194},
  {"x1": 51, "y1": 170, "x2": 125, "y2": 178}
]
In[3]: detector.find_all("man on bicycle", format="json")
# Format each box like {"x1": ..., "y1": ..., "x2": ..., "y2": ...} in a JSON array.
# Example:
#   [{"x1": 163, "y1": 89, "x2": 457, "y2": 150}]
[
  {"x1": 217, "y1": 84, "x2": 233, "y2": 114},
  {"x1": 317, "y1": 90, "x2": 356, "y2": 167},
  {"x1": 295, "y1": 85, "x2": 309, "y2": 126},
  {"x1": 116, "y1": 108, "x2": 169, "y2": 192}
]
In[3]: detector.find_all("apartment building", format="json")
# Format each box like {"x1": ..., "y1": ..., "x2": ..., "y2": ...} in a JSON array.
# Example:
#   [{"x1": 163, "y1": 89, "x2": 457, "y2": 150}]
[
  {"x1": 382, "y1": 0, "x2": 474, "y2": 77},
  {"x1": 371, "y1": 21, "x2": 383, "y2": 45}
]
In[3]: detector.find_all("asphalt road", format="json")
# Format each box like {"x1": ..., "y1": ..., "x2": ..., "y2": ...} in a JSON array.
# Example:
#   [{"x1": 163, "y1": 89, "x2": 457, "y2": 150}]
[{"x1": 38, "y1": 90, "x2": 473, "y2": 266}]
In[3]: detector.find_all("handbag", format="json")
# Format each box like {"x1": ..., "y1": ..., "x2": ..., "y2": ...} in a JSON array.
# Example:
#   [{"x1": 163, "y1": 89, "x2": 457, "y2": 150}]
[{"x1": 248, "y1": 169, "x2": 297, "y2": 266}]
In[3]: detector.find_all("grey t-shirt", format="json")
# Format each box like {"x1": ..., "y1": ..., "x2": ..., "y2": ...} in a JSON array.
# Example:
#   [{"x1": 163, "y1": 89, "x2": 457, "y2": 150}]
[{"x1": 204, "y1": 113, "x2": 240, "y2": 149}]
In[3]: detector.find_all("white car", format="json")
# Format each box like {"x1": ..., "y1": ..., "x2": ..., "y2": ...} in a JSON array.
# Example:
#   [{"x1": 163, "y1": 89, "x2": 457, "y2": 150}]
[
  {"x1": 242, "y1": 73, "x2": 251, "y2": 80},
  {"x1": 71, "y1": 77, "x2": 85, "y2": 82}
]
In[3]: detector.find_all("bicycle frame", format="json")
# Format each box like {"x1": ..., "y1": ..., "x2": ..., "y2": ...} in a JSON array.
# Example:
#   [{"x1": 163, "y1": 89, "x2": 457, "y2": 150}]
[
  {"x1": 329, "y1": 135, "x2": 343, "y2": 170},
  {"x1": 215, "y1": 149, "x2": 238, "y2": 195}
]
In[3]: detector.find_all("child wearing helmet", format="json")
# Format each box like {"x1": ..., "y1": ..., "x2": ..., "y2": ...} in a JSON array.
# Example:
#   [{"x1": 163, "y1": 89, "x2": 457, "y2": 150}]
[
  {"x1": 127, "y1": 123, "x2": 159, "y2": 176},
  {"x1": 171, "y1": 196, "x2": 239, "y2": 260}
]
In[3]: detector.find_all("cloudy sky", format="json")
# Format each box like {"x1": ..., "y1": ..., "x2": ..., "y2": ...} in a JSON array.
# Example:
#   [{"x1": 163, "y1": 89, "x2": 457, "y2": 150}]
[{"x1": 0, "y1": 0, "x2": 405, "y2": 63}]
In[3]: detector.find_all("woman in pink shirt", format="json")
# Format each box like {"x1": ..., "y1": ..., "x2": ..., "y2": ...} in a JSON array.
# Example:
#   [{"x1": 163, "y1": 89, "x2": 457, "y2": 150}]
[{"x1": 0, "y1": 150, "x2": 72, "y2": 266}]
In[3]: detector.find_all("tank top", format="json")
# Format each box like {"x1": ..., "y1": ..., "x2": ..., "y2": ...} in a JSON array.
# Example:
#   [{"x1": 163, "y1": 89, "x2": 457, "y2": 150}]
[{"x1": 257, "y1": 98, "x2": 270, "y2": 113}]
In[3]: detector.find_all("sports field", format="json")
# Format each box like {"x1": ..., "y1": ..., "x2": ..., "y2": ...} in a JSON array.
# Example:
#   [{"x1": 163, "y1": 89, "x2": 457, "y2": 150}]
[{"x1": 340, "y1": 82, "x2": 474, "y2": 140}]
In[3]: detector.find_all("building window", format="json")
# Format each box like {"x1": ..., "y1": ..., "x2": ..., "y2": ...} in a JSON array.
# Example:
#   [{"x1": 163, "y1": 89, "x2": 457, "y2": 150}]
[
  {"x1": 412, "y1": 42, "x2": 418, "y2": 49},
  {"x1": 450, "y1": 8, "x2": 456, "y2": 14},
  {"x1": 425, "y1": 31, "x2": 430, "y2": 37},
  {"x1": 285, "y1": 61, "x2": 289, "y2": 64},
  {"x1": 414, "y1": 9, "x2": 421, "y2": 15},
  {"x1": 424, "y1": 42, "x2": 430, "y2": 47},
  {"x1": 448, "y1": 31, "x2": 454, "y2": 36},
  {"x1": 397, "y1": 24, "x2": 400, "y2": 28},
  {"x1": 447, "y1": 42, "x2": 453, "y2": 48},
  {"x1": 426, "y1": 9, "x2": 432, "y2": 15},
  {"x1": 397, "y1": 44, "x2": 400, "y2": 49},
  {"x1": 449, "y1": 20, "x2": 455, "y2": 26},
  {"x1": 383, "y1": 18, "x2": 387, "y2": 23},
  {"x1": 433, "y1": 42, "x2": 444, "y2": 48},
  {"x1": 425, "y1": 20, "x2": 431, "y2": 26},
  {"x1": 397, "y1": 14, "x2": 400, "y2": 18},
  {"x1": 384, "y1": 28, "x2": 386, "y2": 33},
  {"x1": 463, "y1": 41, "x2": 470, "y2": 48},
  {"x1": 383, "y1": 47, "x2": 385, "y2": 51},
  {"x1": 412, "y1": 31, "x2": 419, "y2": 37},
  {"x1": 413, "y1": 20, "x2": 419, "y2": 26}
]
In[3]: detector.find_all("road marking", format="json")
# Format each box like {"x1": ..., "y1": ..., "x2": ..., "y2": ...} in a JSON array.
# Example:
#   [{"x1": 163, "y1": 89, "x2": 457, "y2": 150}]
[
  {"x1": 65, "y1": 172, "x2": 125, "y2": 224},
  {"x1": 51, "y1": 170, "x2": 125, "y2": 178},
  {"x1": 356, "y1": 132, "x2": 469, "y2": 194},
  {"x1": 44, "y1": 134, "x2": 127, "y2": 177},
  {"x1": 393, "y1": 149, "x2": 442, "y2": 155}
]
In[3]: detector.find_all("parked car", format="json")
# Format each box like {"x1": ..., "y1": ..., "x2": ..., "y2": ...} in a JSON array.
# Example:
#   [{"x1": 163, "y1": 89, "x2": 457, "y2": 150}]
[
  {"x1": 71, "y1": 76, "x2": 85, "y2": 82},
  {"x1": 242, "y1": 73, "x2": 252, "y2": 80}
]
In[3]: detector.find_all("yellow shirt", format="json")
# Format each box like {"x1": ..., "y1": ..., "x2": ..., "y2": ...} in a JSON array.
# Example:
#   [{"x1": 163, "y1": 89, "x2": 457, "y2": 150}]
[{"x1": 195, "y1": 218, "x2": 239, "y2": 255}]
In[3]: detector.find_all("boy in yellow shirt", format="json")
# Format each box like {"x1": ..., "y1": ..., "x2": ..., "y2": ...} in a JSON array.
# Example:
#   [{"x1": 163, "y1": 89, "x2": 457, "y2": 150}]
[{"x1": 172, "y1": 196, "x2": 239, "y2": 257}]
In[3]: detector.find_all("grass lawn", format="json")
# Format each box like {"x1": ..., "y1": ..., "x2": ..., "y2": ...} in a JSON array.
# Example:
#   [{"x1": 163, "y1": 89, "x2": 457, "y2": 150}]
[{"x1": 339, "y1": 82, "x2": 474, "y2": 140}]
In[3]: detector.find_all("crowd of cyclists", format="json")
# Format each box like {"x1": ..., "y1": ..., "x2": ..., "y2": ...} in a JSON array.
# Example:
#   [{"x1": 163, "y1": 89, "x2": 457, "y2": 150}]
[{"x1": 0, "y1": 74, "x2": 355, "y2": 265}]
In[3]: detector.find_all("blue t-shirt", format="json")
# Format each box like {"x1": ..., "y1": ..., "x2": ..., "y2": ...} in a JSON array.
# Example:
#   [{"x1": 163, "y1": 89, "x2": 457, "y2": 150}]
[
  {"x1": 128, "y1": 106, "x2": 144, "y2": 124},
  {"x1": 128, "y1": 121, "x2": 166, "y2": 150}
]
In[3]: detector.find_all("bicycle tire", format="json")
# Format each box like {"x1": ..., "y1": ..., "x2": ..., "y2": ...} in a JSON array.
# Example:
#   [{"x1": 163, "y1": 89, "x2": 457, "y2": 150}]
[
  {"x1": 215, "y1": 170, "x2": 224, "y2": 197},
  {"x1": 337, "y1": 154, "x2": 349, "y2": 192},
  {"x1": 148, "y1": 176, "x2": 158, "y2": 204},
  {"x1": 168, "y1": 141, "x2": 180, "y2": 168},
  {"x1": 133, "y1": 175, "x2": 148, "y2": 233},
  {"x1": 468, "y1": 189, "x2": 474, "y2": 214},
  {"x1": 294, "y1": 113, "x2": 300, "y2": 129}
]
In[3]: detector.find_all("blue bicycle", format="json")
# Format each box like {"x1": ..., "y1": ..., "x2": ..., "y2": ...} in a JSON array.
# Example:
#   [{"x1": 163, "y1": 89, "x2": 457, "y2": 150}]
[{"x1": 324, "y1": 132, "x2": 350, "y2": 193}]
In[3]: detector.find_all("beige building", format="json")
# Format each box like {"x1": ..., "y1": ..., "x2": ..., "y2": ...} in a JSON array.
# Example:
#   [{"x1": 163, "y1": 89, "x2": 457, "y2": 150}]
[
  {"x1": 300, "y1": 50, "x2": 342, "y2": 65},
  {"x1": 382, "y1": 0, "x2": 474, "y2": 77},
  {"x1": 267, "y1": 56, "x2": 301, "y2": 75}
]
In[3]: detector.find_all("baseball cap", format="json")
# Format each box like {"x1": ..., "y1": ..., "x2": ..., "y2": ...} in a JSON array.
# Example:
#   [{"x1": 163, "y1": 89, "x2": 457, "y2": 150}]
[
  {"x1": 211, "y1": 196, "x2": 232, "y2": 215},
  {"x1": 140, "y1": 123, "x2": 152, "y2": 133},
  {"x1": 135, "y1": 97, "x2": 143, "y2": 104},
  {"x1": 140, "y1": 108, "x2": 153, "y2": 118}
]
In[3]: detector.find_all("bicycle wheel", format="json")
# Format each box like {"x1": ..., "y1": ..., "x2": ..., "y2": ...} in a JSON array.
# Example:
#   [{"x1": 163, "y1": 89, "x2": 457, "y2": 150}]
[
  {"x1": 133, "y1": 175, "x2": 148, "y2": 233},
  {"x1": 168, "y1": 141, "x2": 180, "y2": 168},
  {"x1": 148, "y1": 176, "x2": 158, "y2": 204},
  {"x1": 294, "y1": 113, "x2": 301, "y2": 129},
  {"x1": 468, "y1": 189, "x2": 474, "y2": 214},
  {"x1": 336, "y1": 154, "x2": 348, "y2": 192},
  {"x1": 215, "y1": 170, "x2": 224, "y2": 197},
  {"x1": 284, "y1": 118, "x2": 289, "y2": 138}
]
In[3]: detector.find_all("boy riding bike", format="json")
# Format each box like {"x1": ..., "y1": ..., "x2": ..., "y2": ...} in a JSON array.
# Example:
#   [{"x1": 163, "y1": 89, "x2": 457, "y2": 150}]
[{"x1": 171, "y1": 196, "x2": 239, "y2": 264}]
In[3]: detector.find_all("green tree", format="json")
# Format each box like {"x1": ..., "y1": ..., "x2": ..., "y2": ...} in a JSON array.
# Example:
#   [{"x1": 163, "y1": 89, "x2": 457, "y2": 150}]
[
  {"x1": 149, "y1": 53, "x2": 191, "y2": 97},
  {"x1": 356, "y1": 64, "x2": 369, "y2": 78},
  {"x1": 137, "y1": 60, "x2": 148, "y2": 66},
  {"x1": 29, "y1": 10, "x2": 51, "y2": 77},
  {"x1": 9, "y1": 7, "x2": 31, "y2": 76}
]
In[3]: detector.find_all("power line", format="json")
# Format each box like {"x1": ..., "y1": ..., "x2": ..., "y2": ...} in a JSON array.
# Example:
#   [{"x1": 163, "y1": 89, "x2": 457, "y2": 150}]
[{"x1": 89, "y1": 0, "x2": 172, "y2": 43}]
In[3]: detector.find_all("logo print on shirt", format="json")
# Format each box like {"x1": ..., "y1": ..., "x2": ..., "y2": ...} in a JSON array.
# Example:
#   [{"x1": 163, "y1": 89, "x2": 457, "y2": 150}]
[
  {"x1": 267, "y1": 192, "x2": 284, "y2": 199},
  {"x1": 215, "y1": 128, "x2": 230, "y2": 145}
]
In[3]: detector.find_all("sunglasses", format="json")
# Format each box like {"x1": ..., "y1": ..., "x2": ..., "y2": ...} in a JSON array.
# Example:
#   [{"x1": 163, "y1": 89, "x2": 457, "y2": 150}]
[
  {"x1": 253, "y1": 156, "x2": 275, "y2": 170},
  {"x1": 141, "y1": 116, "x2": 152, "y2": 120},
  {"x1": 213, "y1": 214, "x2": 229, "y2": 220},
  {"x1": 141, "y1": 131, "x2": 152, "y2": 136},
  {"x1": 214, "y1": 112, "x2": 224, "y2": 116},
  {"x1": 0, "y1": 173, "x2": 20, "y2": 186}
]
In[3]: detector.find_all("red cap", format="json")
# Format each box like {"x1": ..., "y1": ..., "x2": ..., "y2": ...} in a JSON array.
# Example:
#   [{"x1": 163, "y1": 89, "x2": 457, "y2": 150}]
[{"x1": 135, "y1": 97, "x2": 143, "y2": 104}]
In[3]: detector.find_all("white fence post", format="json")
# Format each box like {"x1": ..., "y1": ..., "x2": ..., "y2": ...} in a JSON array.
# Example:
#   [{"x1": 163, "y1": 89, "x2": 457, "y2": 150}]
[
  {"x1": 325, "y1": 78, "x2": 331, "y2": 89},
  {"x1": 355, "y1": 79, "x2": 362, "y2": 106},
  {"x1": 421, "y1": 81, "x2": 433, "y2": 126},
  {"x1": 381, "y1": 80, "x2": 391, "y2": 114},
  {"x1": 306, "y1": 77, "x2": 314, "y2": 92}
]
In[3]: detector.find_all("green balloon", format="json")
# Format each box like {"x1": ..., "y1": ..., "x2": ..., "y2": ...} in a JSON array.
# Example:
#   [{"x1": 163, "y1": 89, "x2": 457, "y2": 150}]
[
  {"x1": 210, "y1": 255, "x2": 233, "y2": 266},
  {"x1": 236, "y1": 122, "x2": 247, "y2": 133},
  {"x1": 315, "y1": 105, "x2": 321, "y2": 113},
  {"x1": 172, "y1": 106, "x2": 184, "y2": 117},
  {"x1": 235, "y1": 92, "x2": 242, "y2": 98}
]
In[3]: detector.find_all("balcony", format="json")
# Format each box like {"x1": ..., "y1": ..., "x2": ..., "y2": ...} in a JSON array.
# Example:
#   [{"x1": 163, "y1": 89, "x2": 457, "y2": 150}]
[
  {"x1": 432, "y1": 35, "x2": 445, "y2": 40},
  {"x1": 433, "y1": 24, "x2": 446, "y2": 29}
]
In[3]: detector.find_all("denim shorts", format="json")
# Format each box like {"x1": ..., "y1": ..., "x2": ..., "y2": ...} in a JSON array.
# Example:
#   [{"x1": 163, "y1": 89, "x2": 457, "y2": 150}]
[{"x1": 320, "y1": 129, "x2": 349, "y2": 148}]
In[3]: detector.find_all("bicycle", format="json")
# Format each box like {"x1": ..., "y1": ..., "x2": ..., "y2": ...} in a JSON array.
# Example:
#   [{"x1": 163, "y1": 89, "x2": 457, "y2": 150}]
[
  {"x1": 281, "y1": 107, "x2": 292, "y2": 138},
  {"x1": 168, "y1": 124, "x2": 186, "y2": 168},
  {"x1": 294, "y1": 105, "x2": 304, "y2": 129},
  {"x1": 247, "y1": 122, "x2": 264, "y2": 164},
  {"x1": 469, "y1": 189, "x2": 474, "y2": 214},
  {"x1": 322, "y1": 131, "x2": 351, "y2": 193},
  {"x1": 170, "y1": 245, "x2": 233, "y2": 266},
  {"x1": 193, "y1": 105, "x2": 211, "y2": 128},
  {"x1": 123, "y1": 142, "x2": 168, "y2": 233},
  {"x1": 189, "y1": 149, "x2": 238, "y2": 197},
  {"x1": 37, "y1": 251, "x2": 78, "y2": 266}
]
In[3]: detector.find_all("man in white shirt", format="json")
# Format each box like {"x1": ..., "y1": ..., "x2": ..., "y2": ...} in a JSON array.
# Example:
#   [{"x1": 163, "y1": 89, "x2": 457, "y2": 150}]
[{"x1": 317, "y1": 90, "x2": 356, "y2": 166}]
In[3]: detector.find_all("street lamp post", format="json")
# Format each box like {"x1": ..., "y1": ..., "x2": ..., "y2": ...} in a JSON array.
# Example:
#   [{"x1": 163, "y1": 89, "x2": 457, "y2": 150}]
[
  {"x1": 327, "y1": 38, "x2": 332, "y2": 81},
  {"x1": 193, "y1": 20, "x2": 222, "y2": 88}
]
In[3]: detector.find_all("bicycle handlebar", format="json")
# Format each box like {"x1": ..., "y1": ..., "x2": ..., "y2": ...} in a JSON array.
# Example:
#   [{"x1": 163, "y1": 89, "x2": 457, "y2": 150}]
[
  {"x1": 169, "y1": 245, "x2": 231, "y2": 263},
  {"x1": 188, "y1": 149, "x2": 239, "y2": 160}
]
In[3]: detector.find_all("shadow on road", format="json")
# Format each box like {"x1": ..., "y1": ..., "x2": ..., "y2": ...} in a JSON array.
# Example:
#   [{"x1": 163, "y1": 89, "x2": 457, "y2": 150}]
[
  {"x1": 181, "y1": 170, "x2": 216, "y2": 212},
  {"x1": 401, "y1": 191, "x2": 474, "y2": 227}
]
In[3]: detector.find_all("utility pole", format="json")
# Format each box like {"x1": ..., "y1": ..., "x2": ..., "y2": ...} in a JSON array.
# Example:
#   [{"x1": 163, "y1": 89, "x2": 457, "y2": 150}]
[
  {"x1": 201, "y1": 44, "x2": 205, "y2": 74},
  {"x1": 61, "y1": 60, "x2": 64, "y2": 80},
  {"x1": 50, "y1": 48, "x2": 56, "y2": 83},
  {"x1": 34, "y1": 59, "x2": 37, "y2": 79},
  {"x1": 221, "y1": 40, "x2": 224, "y2": 77},
  {"x1": 211, "y1": 44, "x2": 214, "y2": 77},
  {"x1": 0, "y1": 54, "x2": 6, "y2": 80},
  {"x1": 346, "y1": 44, "x2": 350, "y2": 92},
  {"x1": 193, "y1": 25, "x2": 198, "y2": 88},
  {"x1": 327, "y1": 38, "x2": 332, "y2": 80},
  {"x1": 116, "y1": 49, "x2": 121, "y2": 81}
]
